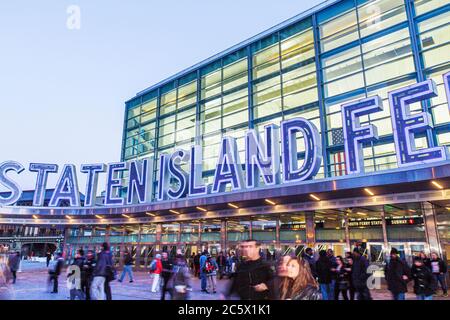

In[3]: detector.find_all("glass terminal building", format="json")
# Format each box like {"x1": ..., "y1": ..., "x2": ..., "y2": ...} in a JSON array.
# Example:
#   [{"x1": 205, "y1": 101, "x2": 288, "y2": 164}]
[{"x1": 1, "y1": 0, "x2": 450, "y2": 270}]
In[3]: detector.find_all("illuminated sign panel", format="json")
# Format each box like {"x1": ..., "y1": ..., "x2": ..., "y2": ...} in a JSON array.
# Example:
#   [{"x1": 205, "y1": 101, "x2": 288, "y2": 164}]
[{"x1": 0, "y1": 75, "x2": 449, "y2": 207}]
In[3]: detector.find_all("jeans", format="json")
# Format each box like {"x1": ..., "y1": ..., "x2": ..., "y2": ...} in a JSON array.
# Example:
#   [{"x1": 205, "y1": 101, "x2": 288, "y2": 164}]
[
  {"x1": 207, "y1": 275, "x2": 217, "y2": 292},
  {"x1": 434, "y1": 274, "x2": 448, "y2": 294},
  {"x1": 70, "y1": 288, "x2": 86, "y2": 300},
  {"x1": 355, "y1": 286, "x2": 372, "y2": 300},
  {"x1": 48, "y1": 274, "x2": 58, "y2": 293},
  {"x1": 200, "y1": 272, "x2": 207, "y2": 291},
  {"x1": 10, "y1": 270, "x2": 16, "y2": 284},
  {"x1": 320, "y1": 283, "x2": 332, "y2": 300},
  {"x1": 393, "y1": 292, "x2": 405, "y2": 300},
  {"x1": 417, "y1": 294, "x2": 433, "y2": 300},
  {"x1": 91, "y1": 276, "x2": 106, "y2": 300},
  {"x1": 119, "y1": 265, "x2": 134, "y2": 282},
  {"x1": 329, "y1": 280, "x2": 336, "y2": 300},
  {"x1": 151, "y1": 273, "x2": 160, "y2": 292}
]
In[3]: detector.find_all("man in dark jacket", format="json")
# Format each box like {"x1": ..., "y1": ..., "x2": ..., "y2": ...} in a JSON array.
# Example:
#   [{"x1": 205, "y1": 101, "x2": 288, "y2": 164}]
[
  {"x1": 82, "y1": 250, "x2": 96, "y2": 300},
  {"x1": 411, "y1": 256, "x2": 437, "y2": 300},
  {"x1": 351, "y1": 248, "x2": 372, "y2": 300},
  {"x1": 160, "y1": 251, "x2": 173, "y2": 300},
  {"x1": 385, "y1": 248, "x2": 410, "y2": 300},
  {"x1": 67, "y1": 249, "x2": 86, "y2": 300},
  {"x1": 303, "y1": 248, "x2": 316, "y2": 278},
  {"x1": 316, "y1": 250, "x2": 333, "y2": 300},
  {"x1": 91, "y1": 242, "x2": 114, "y2": 300},
  {"x1": 225, "y1": 239, "x2": 274, "y2": 300},
  {"x1": 7, "y1": 251, "x2": 20, "y2": 284},
  {"x1": 217, "y1": 251, "x2": 227, "y2": 279},
  {"x1": 48, "y1": 252, "x2": 64, "y2": 293},
  {"x1": 118, "y1": 251, "x2": 134, "y2": 283},
  {"x1": 193, "y1": 252, "x2": 201, "y2": 279}
]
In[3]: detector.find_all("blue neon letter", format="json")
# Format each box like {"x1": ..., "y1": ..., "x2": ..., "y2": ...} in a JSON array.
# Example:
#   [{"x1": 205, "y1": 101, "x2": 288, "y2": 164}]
[
  {"x1": 105, "y1": 162, "x2": 128, "y2": 205},
  {"x1": 49, "y1": 164, "x2": 80, "y2": 207},
  {"x1": 29, "y1": 163, "x2": 58, "y2": 206},
  {"x1": 0, "y1": 161, "x2": 24, "y2": 206},
  {"x1": 212, "y1": 137, "x2": 244, "y2": 193}
]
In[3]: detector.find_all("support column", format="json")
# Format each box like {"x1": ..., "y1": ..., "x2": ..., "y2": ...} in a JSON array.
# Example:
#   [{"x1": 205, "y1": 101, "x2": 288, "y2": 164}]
[
  {"x1": 220, "y1": 220, "x2": 227, "y2": 252},
  {"x1": 156, "y1": 224, "x2": 162, "y2": 253},
  {"x1": 249, "y1": 219, "x2": 253, "y2": 239},
  {"x1": 198, "y1": 222, "x2": 202, "y2": 252},
  {"x1": 135, "y1": 225, "x2": 142, "y2": 271},
  {"x1": 343, "y1": 212, "x2": 351, "y2": 252},
  {"x1": 275, "y1": 217, "x2": 280, "y2": 250},
  {"x1": 422, "y1": 202, "x2": 442, "y2": 256},
  {"x1": 105, "y1": 225, "x2": 111, "y2": 244},
  {"x1": 381, "y1": 207, "x2": 389, "y2": 255},
  {"x1": 305, "y1": 211, "x2": 316, "y2": 247}
]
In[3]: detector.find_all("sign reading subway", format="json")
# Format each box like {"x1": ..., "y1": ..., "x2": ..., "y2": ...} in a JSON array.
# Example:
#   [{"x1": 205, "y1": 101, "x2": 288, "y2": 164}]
[{"x1": 1, "y1": 73, "x2": 450, "y2": 208}]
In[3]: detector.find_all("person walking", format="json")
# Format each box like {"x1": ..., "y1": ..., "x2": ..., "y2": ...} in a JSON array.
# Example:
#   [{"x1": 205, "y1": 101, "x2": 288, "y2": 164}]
[
  {"x1": 204, "y1": 255, "x2": 219, "y2": 293},
  {"x1": 48, "y1": 252, "x2": 64, "y2": 293},
  {"x1": 91, "y1": 242, "x2": 114, "y2": 300},
  {"x1": 411, "y1": 256, "x2": 437, "y2": 300},
  {"x1": 160, "y1": 252, "x2": 173, "y2": 300},
  {"x1": 82, "y1": 250, "x2": 96, "y2": 300},
  {"x1": 167, "y1": 253, "x2": 192, "y2": 300},
  {"x1": 327, "y1": 249, "x2": 338, "y2": 299},
  {"x1": 217, "y1": 251, "x2": 227, "y2": 280},
  {"x1": 46, "y1": 251, "x2": 52, "y2": 268},
  {"x1": 199, "y1": 250, "x2": 209, "y2": 293},
  {"x1": 150, "y1": 254, "x2": 162, "y2": 293},
  {"x1": 7, "y1": 251, "x2": 20, "y2": 284},
  {"x1": 67, "y1": 249, "x2": 86, "y2": 300},
  {"x1": 385, "y1": 248, "x2": 410, "y2": 300},
  {"x1": 351, "y1": 248, "x2": 372, "y2": 300},
  {"x1": 193, "y1": 252, "x2": 201, "y2": 279},
  {"x1": 345, "y1": 254, "x2": 355, "y2": 300},
  {"x1": 334, "y1": 256, "x2": 350, "y2": 300},
  {"x1": 118, "y1": 251, "x2": 134, "y2": 283},
  {"x1": 316, "y1": 250, "x2": 333, "y2": 300},
  {"x1": 427, "y1": 252, "x2": 448, "y2": 297},
  {"x1": 225, "y1": 239, "x2": 274, "y2": 300}
]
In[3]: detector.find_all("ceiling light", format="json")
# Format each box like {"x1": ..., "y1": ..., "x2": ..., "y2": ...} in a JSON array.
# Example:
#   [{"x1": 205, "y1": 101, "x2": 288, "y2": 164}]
[
  {"x1": 310, "y1": 194, "x2": 320, "y2": 201},
  {"x1": 228, "y1": 203, "x2": 239, "y2": 209},
  {"x1": 431, "y1": 181, "x2": 443, "y2": 189},
  {"x1": 169, "y1": 210, "x2": 180, "y2": 214},
  {"x1": 196, "y1": 206, "x2": 207, "y2": 212},
  {"x1": 95, "y1": 215, "x2": 103, "y2": 219},
  {"x1": 364, "y1": 188, "x2": 374, "y2": 196},
  {"x1": 145, "y1": 212, "x2": 156, "y2": 217},
  {"x1": 264, "y1": 199, "x2": 276, "y2": 205}
]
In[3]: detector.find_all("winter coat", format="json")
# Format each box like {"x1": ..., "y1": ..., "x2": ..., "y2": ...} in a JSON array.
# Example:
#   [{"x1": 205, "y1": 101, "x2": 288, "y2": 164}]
[
  {"x1": 93, "y1": 250, "x2": 114, "y2": 278},
  {"x1": 151, "y1": 258, "x2": 163, "y2": 275},
  {"x1": 427, "y1": 258, "x2": 448, "y2": 274},
  {"x1": 7, "y1": 254, "x2": 20, "y2": 272},
  {"x1": 351, "y1": 255, "x2": 369, "y2": 289},
  {"x1": 303, "y1": 254, "x2": 317, "y2": 278},
  {"x1": 316, "y1": 256, "x2": 332, "y2": 284},
  {"x1": 228, "y1": 258, "x2": 274, "y2": 300},
  {"x1": 385, "y1": 257, "x2": 410, "y2": 294},
  {"x1": 411, "y1": 264, "x2": 437, "y2": 296}
]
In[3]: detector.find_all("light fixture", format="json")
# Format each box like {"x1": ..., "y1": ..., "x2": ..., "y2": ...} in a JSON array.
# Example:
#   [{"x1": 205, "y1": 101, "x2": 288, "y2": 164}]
[
  {"x1": 145, "y1": 212, "x2": 156, "y2": 217},
  {"x1": 431, "y1": 180, "x2": 443, "y2": 189},
  {"x1": 95, "y1": 215, "x2": 103, "y2": 219},
  {"x1": 32, "y1": 215, "x2": 38, "y2": 219},
  {"x1": 122, "y1": 214, "x2": 131, "y2": 219},
  {"x1": 228, "y1": 203, "x2": 239, "y2": 209},
  {"x1": 264, "y1": 199, "x2": 276, "y2": 205},
  {"x1": 65, "y1": 215, "x2": 72, "y2": 220},
  {"x1": 196, "y1": 206, "x2": 207, "y2": 212},
  {"x1": 356, "y1": 212, "x2": 367, "y2": 216},
  {"x1": 310, "y1": 194, "x2": 320, "y2": 201},
  {"x1": 169, "y1": 210, "x2": 180, "y2": 215},
  {"x1": 364, "y1": 188, "x2": 374, "y2": 196}
]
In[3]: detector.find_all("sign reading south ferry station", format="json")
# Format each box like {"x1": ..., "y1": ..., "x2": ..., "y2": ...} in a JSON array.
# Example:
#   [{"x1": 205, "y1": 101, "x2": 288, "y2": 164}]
[{"x1": 1, "y1": 72, "x2": 450, "y2": 208}]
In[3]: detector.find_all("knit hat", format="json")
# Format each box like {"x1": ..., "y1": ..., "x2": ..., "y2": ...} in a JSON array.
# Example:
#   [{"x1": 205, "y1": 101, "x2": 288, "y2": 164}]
[{"x1": 390, "y1": 248, "x2": 399, "y2": 255}]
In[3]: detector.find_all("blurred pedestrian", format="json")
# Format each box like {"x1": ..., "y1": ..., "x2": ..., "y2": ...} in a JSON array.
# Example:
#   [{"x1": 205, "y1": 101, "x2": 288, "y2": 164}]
[
  {"x1": 150, "y1": 253, "x2": 162, "y2": 293},
  {"x1": 118, "y1": 251, "x2": 134, "y2": 283},
  {"x1": 91, "y1": 242, "x2": 114, "y2": 300},
  {"x1": 334, "y1": 256, "x2": 350, "y2": 300},
  {"x1": 351, "y1": 248, "x2": 372, "y2": 300},
  {"x1": 160, "y1": 251, "x2": 173, "y2": 300},
  {"x1": 316, "y1": 250, "x2": 333, "y2": 300},
  {"x1": 385, "y1": 248, "x2": 410, "y2": 300},
  {"x1": 7, "y1": 251, "x2": 20, "y2": 284},
  {"x1": 428, "y1": 252, "x2": 448, "y2": 297},
  {"x1": 48, "y1": 252, "x2": 64, "y2": 293},
  {"x1": 411, "y1": 256, "x2": 436, "y2": 300}
]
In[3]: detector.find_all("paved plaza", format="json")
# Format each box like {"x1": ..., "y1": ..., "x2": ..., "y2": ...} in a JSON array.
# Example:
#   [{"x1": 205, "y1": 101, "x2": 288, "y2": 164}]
[{"x1": 2, "y1": 261, "x2": 449, "y2": 300}]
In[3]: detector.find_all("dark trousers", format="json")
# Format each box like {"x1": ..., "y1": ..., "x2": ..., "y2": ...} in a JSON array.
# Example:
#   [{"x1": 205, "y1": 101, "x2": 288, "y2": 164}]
[
  {"x1": 334, "y1": 283, "x2": 349, "y2": 300},
  {"x1": 161, "y1": 275, "x2": 171, "y2": 300},
  {"x1": 10, "y1": 270, "x2": 17, "y2": 284},
  {"x1": 82, "y1": 278, "x2": 91, "y2": 300},
  {"x1": 70, "y1": 288, "x2": 86, "y2": 300},
  {"x1": 49, "y1": 274, "x2": 59, "y2": 293},
  {"x1": 104, "y1": 281, "x2": 112, "y2": 300},
  {"x1": 355, "y1": 286, "x2": 372, "y2": 300}
]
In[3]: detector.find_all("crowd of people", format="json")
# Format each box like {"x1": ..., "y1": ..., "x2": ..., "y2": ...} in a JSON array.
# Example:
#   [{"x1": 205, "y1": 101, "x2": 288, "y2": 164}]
[{"x1": 0, "y1": 240, "x2": 448, "y2": 300}]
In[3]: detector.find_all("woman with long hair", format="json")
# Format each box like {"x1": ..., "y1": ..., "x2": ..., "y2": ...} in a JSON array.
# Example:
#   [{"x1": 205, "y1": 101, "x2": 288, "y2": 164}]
[{"x1": 279, "y1": 256, "x2": 321, "y2": 300}]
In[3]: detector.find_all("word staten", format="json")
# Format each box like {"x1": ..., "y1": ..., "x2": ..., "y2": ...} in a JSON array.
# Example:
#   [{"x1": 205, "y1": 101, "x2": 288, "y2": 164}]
[{"x1": 0, "y1": 72, "x2": 450, "y2": 208}]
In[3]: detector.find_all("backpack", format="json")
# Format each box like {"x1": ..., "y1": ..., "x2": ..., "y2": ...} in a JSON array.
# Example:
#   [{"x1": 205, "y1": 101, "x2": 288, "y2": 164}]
[
  {"x1": 204, "y1": 261, "x2": 216, "y2": 274},
  {"x1": 150, "y1": 260, "x2": 157, "y2": 272}
]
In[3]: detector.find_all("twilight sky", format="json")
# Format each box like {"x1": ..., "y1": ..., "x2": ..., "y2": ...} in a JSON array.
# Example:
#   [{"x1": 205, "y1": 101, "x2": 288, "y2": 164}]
[{"x1": 0, "y1": 0, "x2": 324, "y2": 194}]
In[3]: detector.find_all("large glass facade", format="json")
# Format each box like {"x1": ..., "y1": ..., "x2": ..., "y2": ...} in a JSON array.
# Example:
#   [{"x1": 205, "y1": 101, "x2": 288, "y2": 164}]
[{"x1": 122, "y1": 0, "x2": 450, "y2": 187}]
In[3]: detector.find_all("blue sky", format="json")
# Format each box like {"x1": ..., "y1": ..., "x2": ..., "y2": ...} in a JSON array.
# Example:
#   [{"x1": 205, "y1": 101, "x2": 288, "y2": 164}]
[{"x1": 0, "y1": 0, "x2": 324, "y2": 193}]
